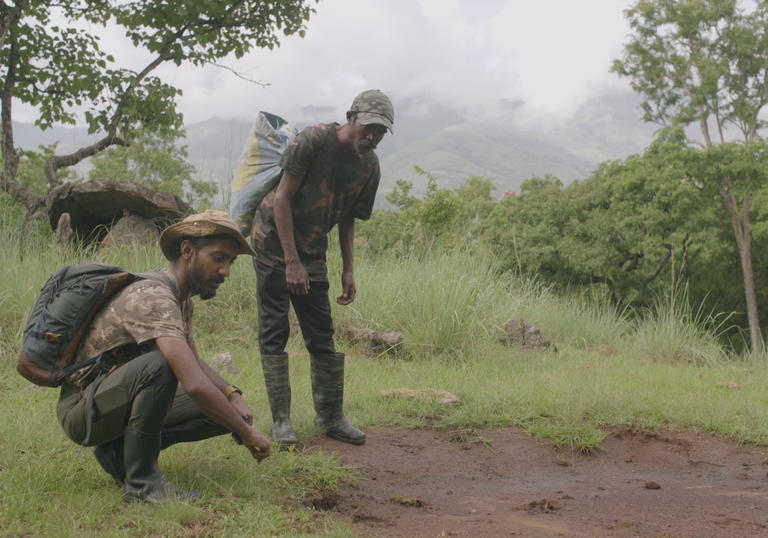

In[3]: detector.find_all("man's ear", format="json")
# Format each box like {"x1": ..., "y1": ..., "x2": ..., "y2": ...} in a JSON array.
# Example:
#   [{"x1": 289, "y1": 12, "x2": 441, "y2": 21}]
[{"x1": 179, "y1": 239, "x2": 195, "y2": 260}]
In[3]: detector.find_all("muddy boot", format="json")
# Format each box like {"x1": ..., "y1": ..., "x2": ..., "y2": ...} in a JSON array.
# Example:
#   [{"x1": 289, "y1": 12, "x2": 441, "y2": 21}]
[
  {"x1": 122, "y1": 425, "x2": 199, "y2": 504},
  {"x1": 261, "y1": 353, "x2": 299, "y2": 446},
  {"x1": 93, "y1": 437, "x2": 125, "y2": 487},
  {"x1": 310, "y1": 353, "x2": 365, "y2": 445}
]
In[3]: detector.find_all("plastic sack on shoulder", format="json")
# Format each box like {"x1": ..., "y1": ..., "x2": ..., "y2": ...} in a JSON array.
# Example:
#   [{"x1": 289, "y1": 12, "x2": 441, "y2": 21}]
[{"x1": 230, "y1": 111, "x2": 297, "y2": 236}]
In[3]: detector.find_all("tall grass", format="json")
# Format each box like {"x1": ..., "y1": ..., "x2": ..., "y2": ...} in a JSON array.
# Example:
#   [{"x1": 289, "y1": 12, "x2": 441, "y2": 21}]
[
  {"x1": 630, "y1": 288, "x2": 729, "y2": 365},
  {"x1": 330, "y1": 247, "x2": 518, "y2": 357}
]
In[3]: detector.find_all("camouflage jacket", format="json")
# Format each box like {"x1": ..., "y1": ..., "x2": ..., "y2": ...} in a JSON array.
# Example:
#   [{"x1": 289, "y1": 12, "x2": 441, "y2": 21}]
[
  {"x1": 67, "y1": 270, "x2": 193, "y2": 388},
  {"x1": 250, "y1": 123, "x2": 380, "y2": 280}
]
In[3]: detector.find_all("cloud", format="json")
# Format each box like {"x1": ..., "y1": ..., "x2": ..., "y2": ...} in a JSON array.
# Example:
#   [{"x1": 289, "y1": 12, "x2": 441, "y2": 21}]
[
  {"x1": 164, "y1": 0, "x2": 635, "y2": 124},
  {"x1": 14, "y1": 0, "x2": 637, "y2": 128}
]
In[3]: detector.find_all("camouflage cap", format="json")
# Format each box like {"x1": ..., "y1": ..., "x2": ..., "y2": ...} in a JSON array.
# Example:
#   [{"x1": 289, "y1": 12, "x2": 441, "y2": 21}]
[
  {"x1": 350, "y1": 89, "x2": 394, "y2": 133},
  {"x1": 159, "y1": 209, "x2": 258, "y2": 260}
]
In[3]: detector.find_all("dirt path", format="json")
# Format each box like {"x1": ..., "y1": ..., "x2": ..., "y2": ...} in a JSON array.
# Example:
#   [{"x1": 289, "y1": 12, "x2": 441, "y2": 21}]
[{"x1": 305, "y1": 426, "x2": 768, "y2": 537}]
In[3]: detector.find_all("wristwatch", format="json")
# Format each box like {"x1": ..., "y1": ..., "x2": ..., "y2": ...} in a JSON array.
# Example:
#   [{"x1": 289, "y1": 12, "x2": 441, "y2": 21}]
[{"x1": 224, "y1": 385, "x2": 243, "y2": 399}]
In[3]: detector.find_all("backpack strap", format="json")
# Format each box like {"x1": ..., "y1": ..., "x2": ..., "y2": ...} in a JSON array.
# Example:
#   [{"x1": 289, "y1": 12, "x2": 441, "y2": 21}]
[{"x1": 81, "y1": 269, "x2": 180, "y2": 446}]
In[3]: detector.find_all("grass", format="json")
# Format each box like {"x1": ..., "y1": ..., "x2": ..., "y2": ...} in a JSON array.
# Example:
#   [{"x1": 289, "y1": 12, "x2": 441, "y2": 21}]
[{"x1": 2, "y1": 217, "x2": 768, "y2": 535}]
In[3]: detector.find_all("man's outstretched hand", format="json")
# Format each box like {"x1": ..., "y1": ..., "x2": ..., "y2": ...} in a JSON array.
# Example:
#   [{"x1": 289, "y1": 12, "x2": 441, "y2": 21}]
[{"x1": 242, "y1": 429, "x2": 271, "y2": 462}]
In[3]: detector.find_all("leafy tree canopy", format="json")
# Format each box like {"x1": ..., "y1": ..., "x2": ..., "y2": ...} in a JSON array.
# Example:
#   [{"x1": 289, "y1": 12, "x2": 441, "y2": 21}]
[
  {"x1": 85, "y1": 128, "x2": 216, "y2": 207},
  {"x1": 1, "y1": 0, "x2": 316, "y2": 218}
]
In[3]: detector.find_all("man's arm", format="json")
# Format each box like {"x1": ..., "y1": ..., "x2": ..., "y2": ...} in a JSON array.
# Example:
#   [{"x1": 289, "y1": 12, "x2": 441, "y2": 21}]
[
  {"x1": 188, "y1": 337, "x2": 253, "y2": 424},
  {"x1": 156, "y1": 336, "x2": 270, "y2": 461},
  {"x1": 274, "y1": 170, "x2": 310, "y2": 295},
  {"x1": 337, "y1": 213, "x2": 356, "y2": 305}
]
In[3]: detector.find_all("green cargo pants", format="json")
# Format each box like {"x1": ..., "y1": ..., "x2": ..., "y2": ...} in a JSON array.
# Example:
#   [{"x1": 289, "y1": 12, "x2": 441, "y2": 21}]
[{"x1": 57, "y1": 349, "x2": 227, "y2": 448}]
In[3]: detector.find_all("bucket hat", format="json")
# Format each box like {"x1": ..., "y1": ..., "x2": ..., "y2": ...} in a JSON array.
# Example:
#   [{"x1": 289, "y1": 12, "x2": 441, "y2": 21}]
[{"x1": 159, "y1": 209, "x2": 258, "y2": 260}]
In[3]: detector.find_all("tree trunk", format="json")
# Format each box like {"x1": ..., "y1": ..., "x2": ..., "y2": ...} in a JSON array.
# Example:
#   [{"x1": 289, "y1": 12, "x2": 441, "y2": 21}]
[
  {"x1": 719, "y1": 177, "x2": 763, "y2": 354},
  {"x1": 1, "y1": 32, "x2": 45, "y2": 215}
]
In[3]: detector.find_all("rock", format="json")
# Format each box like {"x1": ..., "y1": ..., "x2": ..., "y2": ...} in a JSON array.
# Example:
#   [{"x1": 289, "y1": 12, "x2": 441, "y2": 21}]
[
  {"x1": 100, "y1": 213, "x2": 160, "y2": 250},
  {"x1": 500, "y1": 319, "x2": 555, "y2": 351},
  {"x1": 47, "y1": 178, "x2": 192, "y2": 245},
  {"x1": 338, "y1": 324, "x2": 403, "y2": 353},
  {"x1": 379, "y1": 387, "x2": 461, "y2": 405},
  {"x1": 209, "y1": 352, "x2": 241, "y2": 377},
  {"x1": 55, "y1": 212, "x2": 73, "y2": 245},
  {"x1": 644, "y1": 481, "x2": 662, "y2": 490}
]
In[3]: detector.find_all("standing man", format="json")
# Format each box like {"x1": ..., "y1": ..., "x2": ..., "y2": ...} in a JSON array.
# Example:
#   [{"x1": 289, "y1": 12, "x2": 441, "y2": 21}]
[
  {"x1": 251, "y1": 89, "x2": 394, "y2": 446},
  {"x1": 57, "y1": 210, "x2": 271, "y2": 503}
]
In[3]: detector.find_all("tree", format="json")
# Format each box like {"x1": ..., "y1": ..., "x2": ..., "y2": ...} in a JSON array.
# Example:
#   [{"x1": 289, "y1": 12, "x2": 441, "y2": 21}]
[
  {"x1": 612, "y1": 0, "x2": 768, "y2": 353},
  {"x1": 86, "y1": 127, "x2": 216, "y2": 207},
  {"x1": 1, "y1": 0, "x2": 315, "y2": 224}
]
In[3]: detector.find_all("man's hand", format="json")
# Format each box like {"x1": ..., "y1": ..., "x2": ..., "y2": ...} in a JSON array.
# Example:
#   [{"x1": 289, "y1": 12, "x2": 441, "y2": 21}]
[
  {"x1": 229, "y1": 394, "x2": 254, "y2": 425},
  {"x1": 241, "y1": 428, "x2": 271, "y2": 462},
  {"x1": 337, "y1": 270, "x2": 356, "y2": 305},
  {"x1": 285, "y1": 260, "x2": 310, "y2": 295}
]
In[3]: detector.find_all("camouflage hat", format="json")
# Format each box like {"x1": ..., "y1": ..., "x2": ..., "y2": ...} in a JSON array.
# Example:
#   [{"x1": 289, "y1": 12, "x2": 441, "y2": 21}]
[
  {"x1": 159, "y1": 209, "x2": 258, "y2": 261},
  {"x1": 350, "y1": 89, "x2": 394, "y2": 133}
]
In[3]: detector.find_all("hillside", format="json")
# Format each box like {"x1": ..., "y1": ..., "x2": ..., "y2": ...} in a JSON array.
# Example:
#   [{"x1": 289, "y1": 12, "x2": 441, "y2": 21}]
[{"x1": 12, "y1": 88, "x2": 656, "y2": 207}]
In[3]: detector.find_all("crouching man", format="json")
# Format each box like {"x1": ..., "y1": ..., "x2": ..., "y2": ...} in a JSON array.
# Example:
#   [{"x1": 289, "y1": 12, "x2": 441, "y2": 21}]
[{"x1": 56, "y1": 210, "x2": 271, "y2": 503}]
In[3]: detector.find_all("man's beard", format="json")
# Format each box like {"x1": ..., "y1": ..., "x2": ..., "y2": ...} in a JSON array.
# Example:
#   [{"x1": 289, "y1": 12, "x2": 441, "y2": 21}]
[
  {"x1": 187, "y1": 260, "x2": 223, "y2": 300},
  {"x1": 356, "y1": 139, "x2": 377, "y2": 154}
]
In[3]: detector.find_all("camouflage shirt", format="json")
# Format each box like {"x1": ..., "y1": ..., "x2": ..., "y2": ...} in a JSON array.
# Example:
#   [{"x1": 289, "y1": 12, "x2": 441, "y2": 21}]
[
  {"x1": 68, "y1": 270, "x2": 193, "y2": 387},
  {"x1": 250, "y1": 123, "x2": 381, "y2": 280}
]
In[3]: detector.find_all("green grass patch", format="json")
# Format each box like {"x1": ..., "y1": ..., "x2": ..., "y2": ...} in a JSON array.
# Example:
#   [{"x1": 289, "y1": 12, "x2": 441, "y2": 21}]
[{"x1": 2, "y1": 222, "x2": 767, "y2": 534}]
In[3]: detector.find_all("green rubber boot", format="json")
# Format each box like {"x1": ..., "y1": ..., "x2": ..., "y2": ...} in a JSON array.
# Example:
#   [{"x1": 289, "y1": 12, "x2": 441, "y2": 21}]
[
  {"x1": 93, "y1": 437, "x2": 125, "y2": 487},
  {"x1": 261, "y1": 353, "x2": 299, "y2": 446},
  {"x1": 122, "y1": 425, "x2": 199, "y2": 504},
  {"x1": 310, "y1": 353, "x2": 365, "y2": 445}
]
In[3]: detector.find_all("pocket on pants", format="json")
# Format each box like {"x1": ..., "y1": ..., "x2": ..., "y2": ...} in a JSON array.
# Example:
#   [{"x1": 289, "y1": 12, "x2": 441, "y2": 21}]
[{"x1": 93, "y1": 383, "x2": 130, "y2": 427}]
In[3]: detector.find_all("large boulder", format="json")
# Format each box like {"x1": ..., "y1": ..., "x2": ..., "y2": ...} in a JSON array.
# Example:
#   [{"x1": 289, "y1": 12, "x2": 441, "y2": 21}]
[{"x1": 47, "y1": 179, "x2": 193, "y2": 244}]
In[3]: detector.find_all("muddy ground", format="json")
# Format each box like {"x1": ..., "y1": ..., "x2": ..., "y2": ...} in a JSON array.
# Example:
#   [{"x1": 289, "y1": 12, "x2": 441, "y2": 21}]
[{"x1": 305, "y1": 426, "x2": 768, "y2": 537}]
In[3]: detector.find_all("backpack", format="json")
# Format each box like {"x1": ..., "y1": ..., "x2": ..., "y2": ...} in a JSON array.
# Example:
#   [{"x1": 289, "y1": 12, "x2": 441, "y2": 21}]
[{"x1": 17, "y1": 262, "x2": 176, "y2": 387}]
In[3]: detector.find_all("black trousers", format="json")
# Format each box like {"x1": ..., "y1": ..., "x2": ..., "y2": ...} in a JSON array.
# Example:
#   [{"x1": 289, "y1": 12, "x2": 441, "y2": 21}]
[{"x1": 254, "y1": 260, "x2": 335, "y2": 356}]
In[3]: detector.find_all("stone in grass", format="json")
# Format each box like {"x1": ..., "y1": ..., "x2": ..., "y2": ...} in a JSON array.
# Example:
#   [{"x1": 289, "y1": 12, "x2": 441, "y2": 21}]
[
  {"x1": 337, "y1": 323, "x2": 403, "y2": 354},
  {"x1": 379, "y1": 388, "x2": 461, "y2": 406},
  {"x1": 500, "y1": 319, "x2": 556, "y2": 351},
  {"x1": 209, "y1": 352, "x2": 241, "y2": 377}
]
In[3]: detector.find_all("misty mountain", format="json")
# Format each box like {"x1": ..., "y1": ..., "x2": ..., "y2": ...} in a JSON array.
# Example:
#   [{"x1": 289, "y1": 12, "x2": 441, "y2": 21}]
[{"x1": 12, "y1": 88, "x2": 657, "y2": 207}]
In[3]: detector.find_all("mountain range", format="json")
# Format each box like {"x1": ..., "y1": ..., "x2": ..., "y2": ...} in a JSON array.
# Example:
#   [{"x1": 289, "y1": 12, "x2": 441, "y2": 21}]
[{"x1": 12, "y1": 88, "x2": 658, "y2": 208}]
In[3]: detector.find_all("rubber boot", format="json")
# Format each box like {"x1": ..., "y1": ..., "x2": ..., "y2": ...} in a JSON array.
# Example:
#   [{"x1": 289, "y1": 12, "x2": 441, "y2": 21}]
[
  {"x1": 261, "y1": 353, "x2": 299, "y2": 446},
  {"x1": 93, "y1": 437, "x2": 125, "y2": 487},
  {"x1": 310, "y1": 353, "x2": 365, "y2": 445},
  {"x1": 122, "y1": 425, "x2": 199, "y2": 504}
]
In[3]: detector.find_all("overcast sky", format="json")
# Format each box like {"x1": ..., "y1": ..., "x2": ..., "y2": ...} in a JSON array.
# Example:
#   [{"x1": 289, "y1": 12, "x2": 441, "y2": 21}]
[
  {"x1": 17, "y1": 0, "x2": 637, "y2": 128},
  {"x1": 137, "y1": 0, "x2": 636, "y2": 126}
]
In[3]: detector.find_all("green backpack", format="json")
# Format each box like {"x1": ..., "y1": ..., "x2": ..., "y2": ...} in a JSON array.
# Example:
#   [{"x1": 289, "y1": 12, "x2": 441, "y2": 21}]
[{"x1": 17, "y1": 262, "x2": 175, "y2": 387}]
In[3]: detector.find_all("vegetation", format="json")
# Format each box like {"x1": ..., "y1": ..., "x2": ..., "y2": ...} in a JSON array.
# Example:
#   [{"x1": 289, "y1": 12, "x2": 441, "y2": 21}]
[
  {"x1": 612, "y1": 0, "x2": 768, "y2": 353},
  {"x1": 3, "y1": 192, "x2": 768, "y2": 533},
  {"x1": 1, "y1": 0, "x2": 316, "y2": 222},
  {"x1": 85, "y1": 127, "x2": 217, "y2": 207},
  {"x1": 5, "y1": 0, "x2": 768, "y2": 534}
]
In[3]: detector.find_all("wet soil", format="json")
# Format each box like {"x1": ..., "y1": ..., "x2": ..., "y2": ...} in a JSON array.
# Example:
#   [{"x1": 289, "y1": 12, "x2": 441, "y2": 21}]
[{"x1": 305, "y1": 426, "x2": 768, "y2": 537}]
